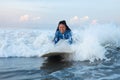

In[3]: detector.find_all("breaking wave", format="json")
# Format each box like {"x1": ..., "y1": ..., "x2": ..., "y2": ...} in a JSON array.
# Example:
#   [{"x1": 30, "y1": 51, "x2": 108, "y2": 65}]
[{"x1": 0, "y1": 23, "x2": 120, "y2": 62}]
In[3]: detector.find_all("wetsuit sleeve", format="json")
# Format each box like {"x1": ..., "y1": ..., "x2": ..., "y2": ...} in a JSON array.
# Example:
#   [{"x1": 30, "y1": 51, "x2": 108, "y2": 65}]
[
  {"x1": 53, "y1": 31, "x2": 59, "y2": 44},
  {"x1": 68, "y1": 31, "x2": 73, "y2": 44}
]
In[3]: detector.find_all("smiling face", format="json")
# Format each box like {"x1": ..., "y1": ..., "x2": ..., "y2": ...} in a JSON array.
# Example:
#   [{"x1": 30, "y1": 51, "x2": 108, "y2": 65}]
[{"x1": 58, "y1": 24, "x2": 66, "y2": 34}]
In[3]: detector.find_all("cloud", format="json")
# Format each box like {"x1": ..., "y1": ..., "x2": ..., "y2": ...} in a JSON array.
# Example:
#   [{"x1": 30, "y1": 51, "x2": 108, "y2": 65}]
[
  {"x1": 69, "y1": 16, "x2": 89, "y2": 24},
  {"x1": 20, "y1": 15, "x2": 41, "y2": 22},
  {"x1": 20, "y1": 14, "x2": 29, "y2": 22},
  {"x1": 69, "y1": 16, "x2": 79, "y2": 24},
  {"x1": 80, "y1": 16, "x2": 89, "y2": 22},
  {"x1": 32, "y1": 17, "x2": 41, "y2": 21},
  {"x1": 69, "y1": 16, "x2": 99, "y2": 25},
  {"x1": 91, "y1": 20, "x2": 97, "y2": 24}
]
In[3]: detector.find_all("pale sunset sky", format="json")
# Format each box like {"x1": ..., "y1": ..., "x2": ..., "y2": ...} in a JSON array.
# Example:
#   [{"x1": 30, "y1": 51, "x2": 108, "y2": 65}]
[{"x1": 0, "y1": 0, "x2": 120, "y2": 29}]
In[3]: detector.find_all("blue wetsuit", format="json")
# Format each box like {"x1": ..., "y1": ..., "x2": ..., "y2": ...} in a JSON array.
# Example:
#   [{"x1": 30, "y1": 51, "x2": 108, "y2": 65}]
[{"x1": 54, "y1": 30, "x2": 73, "y2": 44}]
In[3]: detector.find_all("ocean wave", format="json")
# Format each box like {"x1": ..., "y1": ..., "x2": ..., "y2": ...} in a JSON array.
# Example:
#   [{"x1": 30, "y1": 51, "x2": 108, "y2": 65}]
[{"x1": 0, "y1": 24, "x2": 120, "y2": 62}]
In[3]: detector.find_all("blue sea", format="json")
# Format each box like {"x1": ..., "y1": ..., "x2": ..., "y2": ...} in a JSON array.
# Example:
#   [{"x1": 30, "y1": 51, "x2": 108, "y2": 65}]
[{"x1": 0, "y1": 24, "x2": 120, "y2": 80}]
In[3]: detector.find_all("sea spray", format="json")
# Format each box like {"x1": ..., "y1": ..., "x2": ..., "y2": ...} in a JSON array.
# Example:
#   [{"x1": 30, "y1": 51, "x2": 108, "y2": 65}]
[{"x1": 0, "y1": 24, "x2": 120, "y2": 62}]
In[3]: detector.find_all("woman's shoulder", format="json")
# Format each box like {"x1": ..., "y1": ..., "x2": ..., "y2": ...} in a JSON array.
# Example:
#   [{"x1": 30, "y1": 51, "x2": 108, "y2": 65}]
[
  {"x1": 66, "y1": 30, "x2": 72, "y2": 33},
  {"x1": 55, "y1": 31, "x2": 61, "y2": 35},
  {"x1": 56, "y1": 30, "x2": 60, "y2": 33}
]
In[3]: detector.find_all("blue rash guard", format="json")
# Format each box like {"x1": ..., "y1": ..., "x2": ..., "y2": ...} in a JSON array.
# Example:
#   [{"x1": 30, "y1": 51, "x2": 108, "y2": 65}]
[{"x1": 54, "y1": 30, "x2": 73, "y2": 44}]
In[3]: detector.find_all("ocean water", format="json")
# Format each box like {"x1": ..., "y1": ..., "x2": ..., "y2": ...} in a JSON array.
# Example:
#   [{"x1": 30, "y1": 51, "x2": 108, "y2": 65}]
[{"x1": 0, "y1": 24, "x2": 120, "y2": 80}]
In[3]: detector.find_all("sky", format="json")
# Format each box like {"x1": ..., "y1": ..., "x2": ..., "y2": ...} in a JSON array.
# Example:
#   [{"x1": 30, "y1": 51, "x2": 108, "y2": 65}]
[{"x1": 0, "y1": 0, "x2": 120, "y2": 29}]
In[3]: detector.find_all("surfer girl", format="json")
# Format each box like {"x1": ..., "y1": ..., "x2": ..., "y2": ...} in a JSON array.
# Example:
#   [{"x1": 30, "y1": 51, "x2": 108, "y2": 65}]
[{"x1": 53, "y1": 20, "x2": 73, "y2": 44}]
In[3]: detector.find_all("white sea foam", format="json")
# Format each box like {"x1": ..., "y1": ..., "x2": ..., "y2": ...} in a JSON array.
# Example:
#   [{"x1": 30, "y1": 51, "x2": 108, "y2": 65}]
[{"x1": 0, "y1": 23, "x2": 120, "y2": 61}]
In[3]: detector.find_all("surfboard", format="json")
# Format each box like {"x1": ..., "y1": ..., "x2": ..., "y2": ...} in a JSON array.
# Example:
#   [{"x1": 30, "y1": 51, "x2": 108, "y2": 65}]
[{"x1": 41, "y1": 52, "x2": 71, "y2": 61}]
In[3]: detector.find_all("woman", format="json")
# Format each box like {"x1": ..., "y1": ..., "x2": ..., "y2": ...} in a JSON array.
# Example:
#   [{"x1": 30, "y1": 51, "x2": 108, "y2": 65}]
[{"x1": 53, "y1": 20, "x2": 73, "y2": 44}]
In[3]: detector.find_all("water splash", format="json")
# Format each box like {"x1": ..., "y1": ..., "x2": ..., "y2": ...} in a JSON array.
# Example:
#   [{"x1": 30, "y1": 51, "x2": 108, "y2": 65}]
[{"x1": 0, "y1": 24, "x2": 120, "y2": 62}]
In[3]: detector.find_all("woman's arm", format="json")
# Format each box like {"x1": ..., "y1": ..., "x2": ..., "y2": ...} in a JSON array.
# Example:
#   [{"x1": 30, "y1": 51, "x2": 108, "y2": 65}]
[
  {"x1": 53, "y1": 31, "x2": 59, "y2": 44},
  {"x1": 68, "y1": 31, "x2": 73, "y2": 44}
]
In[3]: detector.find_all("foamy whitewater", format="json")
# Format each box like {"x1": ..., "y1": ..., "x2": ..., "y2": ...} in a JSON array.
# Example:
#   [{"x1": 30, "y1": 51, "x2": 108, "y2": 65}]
[{"x1": 0, "y1": 23, "x2": 120, "y2": 62}]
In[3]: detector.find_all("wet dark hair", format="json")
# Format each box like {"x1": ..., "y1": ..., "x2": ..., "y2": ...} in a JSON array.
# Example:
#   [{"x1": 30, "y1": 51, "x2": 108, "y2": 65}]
[{"x1": 56, "y1": 20, "x2": 71, "y2": 31}]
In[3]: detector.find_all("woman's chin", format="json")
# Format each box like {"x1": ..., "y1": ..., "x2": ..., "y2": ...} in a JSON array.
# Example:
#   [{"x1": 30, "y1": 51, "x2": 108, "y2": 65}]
[{"x1": 60, "y1": 31, "x2": 65, "y2": 34}]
